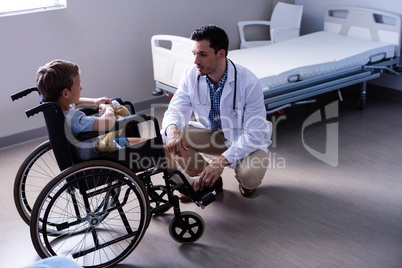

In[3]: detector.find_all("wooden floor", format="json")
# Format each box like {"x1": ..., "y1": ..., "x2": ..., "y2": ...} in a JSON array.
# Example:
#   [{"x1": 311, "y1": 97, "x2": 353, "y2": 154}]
[{"x1": 1, "y1": 89, "x2": 402, "y2": 268}]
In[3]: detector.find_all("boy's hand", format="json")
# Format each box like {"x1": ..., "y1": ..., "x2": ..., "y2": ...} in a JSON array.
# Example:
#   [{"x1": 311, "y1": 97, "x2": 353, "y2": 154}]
[
  {"x1": 94, "y1": 97, "x2": 111, "y2": 107},
  {"x1": 99, "y1": 103, "x2": 114, "y2": 114}
]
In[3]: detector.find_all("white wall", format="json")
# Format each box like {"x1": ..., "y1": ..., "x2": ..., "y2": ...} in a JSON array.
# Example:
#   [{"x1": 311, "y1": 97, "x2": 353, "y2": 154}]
[
  {"x1": 0, "y1": 0, "x2": 278, "y2": 140},
  {"x1": 295, "y1": 0, "x2": 402, "y2": 91}
]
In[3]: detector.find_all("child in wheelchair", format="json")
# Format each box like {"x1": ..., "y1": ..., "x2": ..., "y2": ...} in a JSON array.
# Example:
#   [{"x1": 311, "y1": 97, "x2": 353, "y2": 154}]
[
  {"x1": 10, "y1": 59, "x2": 219, "y2": 267},
  {"x1": 36, "y1": 59, "x2": 200, "y2": 192}
]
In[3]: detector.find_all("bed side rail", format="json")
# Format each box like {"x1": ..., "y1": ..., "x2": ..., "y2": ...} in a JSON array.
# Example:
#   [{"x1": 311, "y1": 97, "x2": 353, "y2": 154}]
[
  {"x1": 324, "y1": 7, "x2": 401, "y2": 57},
  {"x1": 151, "y1": 35, "x2": 194, "y2": 95},
  {"x1": 264, "y1": 68, "x2": 382, "y2": 114}
]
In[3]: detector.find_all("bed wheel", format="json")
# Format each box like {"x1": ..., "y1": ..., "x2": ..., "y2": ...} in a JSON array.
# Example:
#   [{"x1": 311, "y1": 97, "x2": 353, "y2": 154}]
[
  {"x1": 169, "y1": 211, "x2": 205, "y2": 244},
  {"x1": 358, "y1": 82, "x2": 367, "y2": 110},
  {"x1": 358, "y1": 89, "x2": 366, "y2": 110}
]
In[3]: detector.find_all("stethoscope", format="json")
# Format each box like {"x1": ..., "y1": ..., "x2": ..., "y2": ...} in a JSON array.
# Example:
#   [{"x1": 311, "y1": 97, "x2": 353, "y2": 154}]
[{"x1": 196, "y1": 59, "x2": 238, "y2": 118}]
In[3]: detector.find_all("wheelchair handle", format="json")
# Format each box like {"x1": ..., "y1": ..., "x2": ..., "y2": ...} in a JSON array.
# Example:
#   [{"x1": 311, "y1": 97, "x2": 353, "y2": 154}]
[
  {"x1": 25, "y1": 102, "x2": 57, "y2": 118},
  {"x1": 11, "y1": 87, "x2": 39, "y2": 101}
]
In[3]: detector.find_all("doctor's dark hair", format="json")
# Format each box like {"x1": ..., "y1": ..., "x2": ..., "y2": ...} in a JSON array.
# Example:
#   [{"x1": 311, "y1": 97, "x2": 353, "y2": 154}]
[
  {"x1": 36, "y1": 59, "x2": 80, "y2": 102},
  {"x1": 190, "y1": 25, "x2": 229, "y2": 57}
]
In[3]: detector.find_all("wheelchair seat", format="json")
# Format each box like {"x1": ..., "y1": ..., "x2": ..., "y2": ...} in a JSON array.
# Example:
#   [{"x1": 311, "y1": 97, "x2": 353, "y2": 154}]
[{"x1": 27, "y1": 98, "x2": 165, "y2": 173}]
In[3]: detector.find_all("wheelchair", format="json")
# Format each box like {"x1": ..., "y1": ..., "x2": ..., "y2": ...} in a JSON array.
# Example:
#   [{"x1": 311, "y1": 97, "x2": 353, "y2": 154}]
[
  {"x1": 12, "y1": 87, "x2": 217, "y2": 267},
  {"x1": 12, "y1": 88, "x2": 137, "y2": 225}
]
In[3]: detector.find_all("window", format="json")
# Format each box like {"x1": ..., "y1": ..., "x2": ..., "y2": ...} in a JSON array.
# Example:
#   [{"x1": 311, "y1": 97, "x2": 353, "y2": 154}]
[{"x1": 0, "y1": 0, "x2": 66, "y2": 17}]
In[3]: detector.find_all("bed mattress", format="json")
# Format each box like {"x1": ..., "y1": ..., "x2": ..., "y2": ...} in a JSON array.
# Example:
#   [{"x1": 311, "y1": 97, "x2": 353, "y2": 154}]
[{"x1": 228, "y1": 31, "x2": 396, "y2": 90}]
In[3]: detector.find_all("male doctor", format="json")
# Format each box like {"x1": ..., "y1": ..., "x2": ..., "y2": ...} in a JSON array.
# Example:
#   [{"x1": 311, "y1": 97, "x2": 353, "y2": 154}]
[{"x1": 162, "y1": 25, "x2": 272, "y2": 198}]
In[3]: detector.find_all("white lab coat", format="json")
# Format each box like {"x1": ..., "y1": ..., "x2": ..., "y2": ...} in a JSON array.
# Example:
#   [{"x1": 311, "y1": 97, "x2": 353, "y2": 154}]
[{"x1": 161, "y1": 60, "x2": 272, "y2": 165}]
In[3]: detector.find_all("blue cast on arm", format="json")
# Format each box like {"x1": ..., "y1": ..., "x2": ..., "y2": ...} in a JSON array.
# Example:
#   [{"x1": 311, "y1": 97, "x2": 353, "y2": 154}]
[{"x1": 114, "y1": 138, "x2": 130, "y2": 148}]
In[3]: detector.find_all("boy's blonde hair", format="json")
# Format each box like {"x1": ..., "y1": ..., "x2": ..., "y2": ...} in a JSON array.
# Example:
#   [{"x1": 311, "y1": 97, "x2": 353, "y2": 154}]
[{"x1": 36, "y1": 59, "x2": 80, "y2": 102}]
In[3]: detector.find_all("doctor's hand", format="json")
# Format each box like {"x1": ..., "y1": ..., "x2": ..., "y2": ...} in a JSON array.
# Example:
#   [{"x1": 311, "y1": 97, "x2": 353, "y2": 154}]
[
  {"x1": 197, "y1": 156, "x2": 229, "y2": 191},
  {"x1": 165, "y1": 124, "x2": 188, "y2": 157}
]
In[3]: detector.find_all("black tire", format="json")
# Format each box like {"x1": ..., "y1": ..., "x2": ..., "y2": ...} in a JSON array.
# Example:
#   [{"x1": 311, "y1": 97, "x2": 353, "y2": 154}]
[
  {"x1": 30, "y1": 160, "x2": 150, "y2": 268},
  {"x1": 169, "y1": 211, "x2": 205, "y2": 244},
  {"x1": 13, "y1": 140, "x2": 59, "y2": 225}
]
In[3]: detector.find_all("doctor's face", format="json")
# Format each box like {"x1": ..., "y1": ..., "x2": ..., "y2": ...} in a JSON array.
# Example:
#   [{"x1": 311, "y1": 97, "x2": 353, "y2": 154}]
[{"x1": 192, "y1": 39, "x2": 222, "y2": 76}]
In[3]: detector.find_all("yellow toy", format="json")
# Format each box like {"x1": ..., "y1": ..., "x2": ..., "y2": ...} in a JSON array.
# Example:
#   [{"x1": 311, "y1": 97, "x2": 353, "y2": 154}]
[{"x1": 97, "y1": 100, "x2": 130, "y2": 152}]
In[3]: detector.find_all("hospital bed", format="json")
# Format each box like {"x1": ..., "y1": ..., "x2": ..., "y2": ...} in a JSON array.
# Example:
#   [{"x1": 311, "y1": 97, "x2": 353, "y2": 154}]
[{"x1": 151, "y1": 7, "x2": 401, "y2": 114}]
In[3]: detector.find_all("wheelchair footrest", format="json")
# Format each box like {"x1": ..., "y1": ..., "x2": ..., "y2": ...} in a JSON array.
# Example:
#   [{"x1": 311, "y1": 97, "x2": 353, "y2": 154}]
[
  {"x1": 192, "y1": 190, "x2": 217, "y2": 209},
  {"x1": 199, "y1": 190, "x2": 216, "y2": 208},
  {"x1": 169, "y1": 174, "x2": 217, "y2": 209}
]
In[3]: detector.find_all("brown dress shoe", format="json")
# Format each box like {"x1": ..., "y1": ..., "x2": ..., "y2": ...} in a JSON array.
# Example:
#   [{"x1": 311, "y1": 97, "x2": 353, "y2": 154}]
[
  {"x1": 238, "y1": 184, "x2": 255, "y2": 197},
  {"x1": 178, "y1": 193, "x2": 192, "y2": 203}
]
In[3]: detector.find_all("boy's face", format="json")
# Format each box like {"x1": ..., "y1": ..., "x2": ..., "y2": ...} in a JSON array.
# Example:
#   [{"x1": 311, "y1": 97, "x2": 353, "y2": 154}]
[{"x1": 68, "y1": 74, "x2": 82, "y2": 104}]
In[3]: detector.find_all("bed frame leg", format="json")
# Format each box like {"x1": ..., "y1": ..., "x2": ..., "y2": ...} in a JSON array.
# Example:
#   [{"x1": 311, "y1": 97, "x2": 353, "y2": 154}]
[
  {"x1": 337, "y1": 89, "x2": 343, "y2": 102},
  {"x1": 358, "y1": 82, "x2": 367, "y2": 110}
]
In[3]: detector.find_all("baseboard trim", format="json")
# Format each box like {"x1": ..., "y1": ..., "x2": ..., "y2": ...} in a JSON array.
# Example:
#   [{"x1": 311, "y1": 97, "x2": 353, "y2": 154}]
[
  {"x1": 0, "y1": 95, "x2": 170, "y2": 150},
  {"x1": 0, "y1": 127, "x2": 48, "y2": 150}
]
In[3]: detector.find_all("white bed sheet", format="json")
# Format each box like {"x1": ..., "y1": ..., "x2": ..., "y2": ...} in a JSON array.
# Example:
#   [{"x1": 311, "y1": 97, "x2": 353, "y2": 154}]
[{"x1": 228, "y1": 31, "x2": 396, "y2": 90}]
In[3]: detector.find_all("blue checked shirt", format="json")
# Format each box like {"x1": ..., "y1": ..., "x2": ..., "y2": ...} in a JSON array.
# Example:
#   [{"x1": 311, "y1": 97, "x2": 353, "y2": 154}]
[{"x1": 206, "y1": 60, "x2": 229, "y2": 130}]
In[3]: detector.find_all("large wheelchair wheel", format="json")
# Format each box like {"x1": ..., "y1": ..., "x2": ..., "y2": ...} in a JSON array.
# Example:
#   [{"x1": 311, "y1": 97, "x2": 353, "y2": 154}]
[
  {"x1": 14, "y1": 140, "x2": 59, "y2": 225},
  {"x1": 30, "y1": 160, "x2": 150, "y2": 268}
]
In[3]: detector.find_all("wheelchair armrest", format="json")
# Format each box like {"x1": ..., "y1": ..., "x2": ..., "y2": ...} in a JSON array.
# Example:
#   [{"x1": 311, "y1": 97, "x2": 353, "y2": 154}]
[
  {"x1": 115, "y1": 113, "x2": 161, "y2": 138},
  {"x1": 77, "y1": 113, "x2": 161, "y2": 142},
  {"x1": 76, "y1": 131, "x2": 101, "y2": 141},
  {"x1": 26, "y1": 102, "x2": 156, "y2": 143}
]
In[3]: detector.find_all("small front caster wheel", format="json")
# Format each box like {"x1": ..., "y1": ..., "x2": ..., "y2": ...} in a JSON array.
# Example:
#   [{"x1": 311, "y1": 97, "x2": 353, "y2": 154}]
[
  {"x1": 148, "y1": 185, "x2": 171, "y2": 214},
  {"x1": 169, "y1": 211, "x2": 205, "y2": 244}
]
